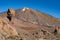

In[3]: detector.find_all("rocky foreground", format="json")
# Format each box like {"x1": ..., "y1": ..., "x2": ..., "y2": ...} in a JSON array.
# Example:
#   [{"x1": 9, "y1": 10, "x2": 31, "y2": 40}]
[{"x1": 0, "y1": 8, "x2": 60, "y2": 40}]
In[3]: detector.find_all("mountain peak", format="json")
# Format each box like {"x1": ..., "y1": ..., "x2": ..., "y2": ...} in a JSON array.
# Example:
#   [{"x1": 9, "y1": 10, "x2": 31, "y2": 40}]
[{"x1": 22, "y1": 7, "x2": 30, "y2": 11}]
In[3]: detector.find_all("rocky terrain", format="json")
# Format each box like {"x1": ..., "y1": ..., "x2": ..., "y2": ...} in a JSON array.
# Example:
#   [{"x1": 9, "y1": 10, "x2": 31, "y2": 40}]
[{"x1": 0, "y1": 7, "x2": 60, "y2": 40}]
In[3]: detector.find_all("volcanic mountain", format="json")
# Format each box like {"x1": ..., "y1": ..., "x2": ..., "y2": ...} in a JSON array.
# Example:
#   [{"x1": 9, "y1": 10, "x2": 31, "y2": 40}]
[{"x1": 0, "y1": 7, "x2": 60, "y2": 40}]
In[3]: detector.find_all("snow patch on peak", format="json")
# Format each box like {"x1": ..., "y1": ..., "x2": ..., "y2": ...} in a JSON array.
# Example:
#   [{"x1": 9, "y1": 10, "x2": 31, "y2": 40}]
[
  {"x1": 22, "y1": 7, "x2": 29, "y2": 11},
  {"x1": 26, "y1": 8, "x2": 29, "y2": 9},
  {"x1": 22, "y1": 8, "x2": 26, "y2": 11}
]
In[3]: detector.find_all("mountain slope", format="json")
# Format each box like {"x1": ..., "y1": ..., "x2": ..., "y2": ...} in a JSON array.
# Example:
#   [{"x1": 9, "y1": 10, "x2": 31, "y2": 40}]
[{"x1": 0, "y1": 8, "x2": 60, "y2": 40}]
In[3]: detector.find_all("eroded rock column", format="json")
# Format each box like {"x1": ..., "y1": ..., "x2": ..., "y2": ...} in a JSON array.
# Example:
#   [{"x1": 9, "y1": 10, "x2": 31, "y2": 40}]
[{"x1": 7, "y1": 8, "x2": 15, "y2": 24}]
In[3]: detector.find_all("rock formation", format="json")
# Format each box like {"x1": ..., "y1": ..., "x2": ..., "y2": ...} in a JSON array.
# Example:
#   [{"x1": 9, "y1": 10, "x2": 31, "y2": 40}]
[{"x1": 7, "y1": 8, "x2": 15, "y2": 24}]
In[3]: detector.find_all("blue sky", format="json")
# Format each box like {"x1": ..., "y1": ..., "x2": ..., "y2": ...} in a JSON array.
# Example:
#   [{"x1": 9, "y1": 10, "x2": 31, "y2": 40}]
[{"x1": 0, "y1": 0, "x2": 60, "y2": 18}]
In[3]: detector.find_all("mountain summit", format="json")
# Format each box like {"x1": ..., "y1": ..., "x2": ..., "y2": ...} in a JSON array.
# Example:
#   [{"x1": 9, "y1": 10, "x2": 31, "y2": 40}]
[
  {"x1": 0, "y1": 8, "x2": 60, "y2": 40},
  {"x1": 22, "y1": 7, "x2": 30, "y2": 11}
]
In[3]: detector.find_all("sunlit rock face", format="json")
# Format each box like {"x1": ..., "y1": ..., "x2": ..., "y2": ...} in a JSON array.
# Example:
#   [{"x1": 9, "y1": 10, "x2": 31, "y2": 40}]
[
  {"x1": 0, "y1": 7, "x2": 60, "y2": 40},
  {"x1": 0, "y1": 16, "x2": 18, "y2": 40},
  {"x1": 7, "y1": 8, "x2": 15, "y2": 16}
]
